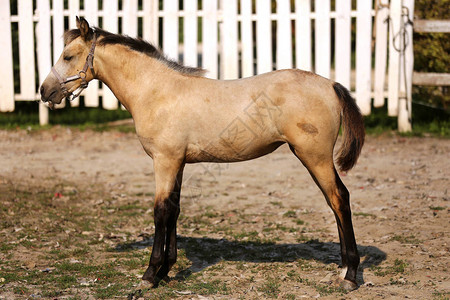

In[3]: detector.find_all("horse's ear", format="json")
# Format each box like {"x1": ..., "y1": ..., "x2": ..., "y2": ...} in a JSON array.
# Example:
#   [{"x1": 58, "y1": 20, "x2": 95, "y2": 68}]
[{"x1": 76, "y1": 16, "x2": 92, "y2": 41}]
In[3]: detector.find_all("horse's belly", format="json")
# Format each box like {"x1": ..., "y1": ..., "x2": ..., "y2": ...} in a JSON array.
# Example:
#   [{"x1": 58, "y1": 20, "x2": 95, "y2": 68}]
[{"x1": 185, "y1": 140, "x2": 284, "y2": 163}]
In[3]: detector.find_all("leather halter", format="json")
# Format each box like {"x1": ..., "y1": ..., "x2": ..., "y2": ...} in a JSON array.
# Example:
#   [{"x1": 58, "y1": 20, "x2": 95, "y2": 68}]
[{"x1": 51, "y1": 33, "x2": 97, "y2": 101}]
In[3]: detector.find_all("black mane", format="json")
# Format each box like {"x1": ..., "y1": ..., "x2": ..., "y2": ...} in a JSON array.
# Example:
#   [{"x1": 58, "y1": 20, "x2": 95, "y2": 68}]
[{"x1": 64, "y1": 28, "x2": 205, "y2": 77}]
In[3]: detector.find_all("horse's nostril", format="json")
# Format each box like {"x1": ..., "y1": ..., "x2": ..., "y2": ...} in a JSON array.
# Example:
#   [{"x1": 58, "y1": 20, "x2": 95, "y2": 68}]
[{"x1": 40, "y1": 85, "x2": 45, "y2": 96}]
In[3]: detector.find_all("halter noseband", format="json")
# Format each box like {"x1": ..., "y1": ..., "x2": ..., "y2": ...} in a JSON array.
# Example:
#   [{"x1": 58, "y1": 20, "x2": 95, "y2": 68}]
[{"x1": 51, "y1": 33, "x2": 97, "y2": 101}]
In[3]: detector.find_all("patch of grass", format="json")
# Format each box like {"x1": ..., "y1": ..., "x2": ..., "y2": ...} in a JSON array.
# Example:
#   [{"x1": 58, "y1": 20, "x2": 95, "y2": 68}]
[
  {"x1": 41, "y1": 289, "x2": 64, "y2": 298},
  {"x1": 0, "y1": 244, "x2": 15, "y2": 253},
  {"x1": 429, "y1": 206, "x2": 445, "y2": 211},
  {"x1": 270, "y1": 201, "x2": 284, "y2": 207},
  {"x1": 353, "y1": 212, "x2": 376, "y2": 218},
  {"x1": 202, "y1": 211, "x2": 220, "y2": 218},
  {"x1": 295, "y1": 219, "x2": 305, "y2": 225},
  {"x1": 1, "y1": 271, "x2": 20, "y2": 284},
  {"x1": 173, "y1": 249, "x2": 191, "y2": 271},
  {"x1": 295, "y1": 276, "x2": 346, "y2": 296},
  {"x1": 72, "y1": 247, "x2": 89, "y2": 257},
  {"x1": 432, "y1": 290, "x2": 450, "y2": 300},
  {"x1": 95, "y1": 282, "x2": 135, "y2": 299},
  {"x1": 13, "y1": 286, "x2": 30, "y2": 295},
  {"x1": 371, "y1": 259, "x2": 408, "y2": 276},
  {"x1": 55, "y1": 274, "x2": 78, "y2": 289},
  {"x1": 283, "y1": 210, "x2": 296, "y2": 218},
  {"x1": 192, "y1": 280, "x2": 228, "y2": 295},
  {"x1": 390, "y1": 234, "x2": 422, "y2": 244},
  {"x1": 258, "y1": 277, "x2": 281, "y2": 298}
]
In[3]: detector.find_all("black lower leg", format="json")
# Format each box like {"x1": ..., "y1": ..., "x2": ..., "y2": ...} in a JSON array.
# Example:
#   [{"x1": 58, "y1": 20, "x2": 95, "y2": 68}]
[
  {"x1": 335, "y1": 174, "x2": 359, "y2": 283},
  {"x1": 155, "y1": 201, "x2": 180, "y2": 280},
  {"x1": 142, "y1": 200, "x2": 168, "y2": 284}
]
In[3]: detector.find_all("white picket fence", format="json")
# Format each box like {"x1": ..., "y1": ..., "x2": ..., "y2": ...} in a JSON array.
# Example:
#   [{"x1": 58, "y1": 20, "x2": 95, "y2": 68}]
[{"x1": 0, "y1": 0, "x2": 414, "y2": 131}]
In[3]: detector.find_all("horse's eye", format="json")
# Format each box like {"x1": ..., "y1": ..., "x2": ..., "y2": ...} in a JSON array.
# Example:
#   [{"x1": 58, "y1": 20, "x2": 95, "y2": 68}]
[{"x1": 64, "y1": 55, "x2": 73, "y2": 61}]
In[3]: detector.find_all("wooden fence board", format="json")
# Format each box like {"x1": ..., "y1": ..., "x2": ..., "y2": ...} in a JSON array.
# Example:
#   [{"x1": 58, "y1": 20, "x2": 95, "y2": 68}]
[
  {"x1": 414, "y1": 19, "x2": 450, "y2": 33},
  {"x1": 398, "y1": 0, "x2": 415, "y2": 132},
  {"x1": 412, "y1": 72, "x2": 450, "y2": 86},
  {"x1": 36, "y1": 0, "x2": 51, "y2": 124},
  {"x1": 68, "y1": 0, "x2": 80, "y2": 106},
  {"x1": 123, "y1": 0, "x2": 138, "y2": 36},
  {"x1": 374, "y1": 1, "x2": 389, "y2": 107},
  {"x1": 388, "y1": 0, "x2": 401, "y2": 116},
  {"x1": 355, "y1": 0, "x2": 372, "y2": 115},
  {"x1": 295, "y1": 0, "x2": 311, "y2": 71},
  {"x1": 0, "y1": 1, "x2": 15, "y2": 111},
  {"x1": 222, "y1": 0, "x2": 238, "y2": 79},
  {"x1": 202, "y1": 0, "x2": 218, "y2": 79},
  {"x1": 102, "y1": 0, "x2": 119, "y2": 110},
  {"x1": 276, "y1": 0, "x2": 293, "y2": 70},
  {"x1": 240, "y1": 0, "x2": 254, "y2": 78},
  {"x1": 256, "y1": 0, "x2": 272, "y2": 74},
  {"x1": 18, "y1": 0, "x2": 36, "y2": 100},
  {"x1": 335, "y1": 0, "x2": 351, "y2": 88},
  {"x1": 83, "y1": 0, "x2": 99, "y2": 107},
  {"x1": 314, "y1": 0, "x2": 330, "y2": 78},
  {"x1": 163, "y1": 0, "x2": 179, "y2": 61},
  {"x1": 183, "y1": 0, "x2": 198, "y2": 68},
  {"x1": 143, "y1": 0, "x2": 159, "y2": 45}
]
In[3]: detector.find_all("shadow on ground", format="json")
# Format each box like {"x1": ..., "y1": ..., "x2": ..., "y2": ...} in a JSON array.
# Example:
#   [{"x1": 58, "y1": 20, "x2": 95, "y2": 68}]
[{"x1": 115, "y1": 235, "x2": 386, "y2": 285}]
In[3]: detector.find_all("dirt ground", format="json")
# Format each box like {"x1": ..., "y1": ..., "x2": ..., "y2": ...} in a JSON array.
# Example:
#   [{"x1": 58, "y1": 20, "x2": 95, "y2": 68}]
[{"x1": 0, "y1": 127, "x2": 448, "y2": 299}]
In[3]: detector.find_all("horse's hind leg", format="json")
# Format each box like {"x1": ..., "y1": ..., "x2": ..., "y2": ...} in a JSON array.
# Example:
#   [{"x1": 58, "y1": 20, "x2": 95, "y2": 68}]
[{"x1": 290, "y1": 146, "x2": 359, "y2": 290}]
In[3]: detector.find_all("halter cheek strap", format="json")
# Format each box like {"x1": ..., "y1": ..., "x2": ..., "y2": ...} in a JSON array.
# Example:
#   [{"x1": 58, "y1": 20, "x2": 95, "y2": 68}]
[{"x1": 51, "y1": 33, "x2": 97, "y2": 101}]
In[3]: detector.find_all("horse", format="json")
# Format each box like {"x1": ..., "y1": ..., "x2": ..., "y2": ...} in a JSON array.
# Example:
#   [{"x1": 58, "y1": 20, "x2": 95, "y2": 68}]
[{"x1": 40, "y1": 17, "x2": 365, "y2": 291}]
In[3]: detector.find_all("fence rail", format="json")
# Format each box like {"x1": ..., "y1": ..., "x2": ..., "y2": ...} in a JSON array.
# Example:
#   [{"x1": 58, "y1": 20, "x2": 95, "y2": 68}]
[
  {"x1": 1, "y1": 0, "x2": 414, "y2": 130},
  {"x1": 412, "y1": 19, "x2": 450, "y2": 88}
]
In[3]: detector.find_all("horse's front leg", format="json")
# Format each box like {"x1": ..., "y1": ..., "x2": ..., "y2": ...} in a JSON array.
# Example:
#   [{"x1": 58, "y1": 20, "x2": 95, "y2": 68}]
[
  {"x1": 155, "y1": 166, "x2": 184, "y2": 281},
  {"x1": 142, "y1": 157, "x2": 184, "y2": 285}
]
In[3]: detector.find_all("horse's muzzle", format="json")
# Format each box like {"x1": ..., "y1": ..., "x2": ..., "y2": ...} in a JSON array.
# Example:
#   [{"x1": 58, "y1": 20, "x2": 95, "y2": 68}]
[{"x1": 40, "y1": 84, "x2": 62, "y2": 109}]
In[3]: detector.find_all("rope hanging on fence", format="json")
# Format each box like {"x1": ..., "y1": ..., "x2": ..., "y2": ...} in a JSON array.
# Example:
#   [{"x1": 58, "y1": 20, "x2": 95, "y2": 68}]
[{"x1": 385, "y1": 5, "x2": 414, "y2": 120}]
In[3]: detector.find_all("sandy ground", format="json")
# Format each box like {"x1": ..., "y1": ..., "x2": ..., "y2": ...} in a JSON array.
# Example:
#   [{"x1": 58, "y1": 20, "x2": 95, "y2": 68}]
[{"x1": 0, "y1": 127, "x2": 449, "y2": 299}]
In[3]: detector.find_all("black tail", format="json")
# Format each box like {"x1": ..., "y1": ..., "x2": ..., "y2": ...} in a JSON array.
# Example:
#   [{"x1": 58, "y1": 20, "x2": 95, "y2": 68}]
[{"x1": 333, "y1": 82, "x2": 365, "y2": 172}]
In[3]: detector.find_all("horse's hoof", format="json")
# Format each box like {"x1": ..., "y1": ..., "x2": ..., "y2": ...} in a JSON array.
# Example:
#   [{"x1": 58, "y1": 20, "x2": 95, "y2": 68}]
[
  {"x1": 339, "y1": 279, "x2": 358, "y2": 291},
  {"x1": 142, "y1": 267, "x2": 157, "y2": 285}
]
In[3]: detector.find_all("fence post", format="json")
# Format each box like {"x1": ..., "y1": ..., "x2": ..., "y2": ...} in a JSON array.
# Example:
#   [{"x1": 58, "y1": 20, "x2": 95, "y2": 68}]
[
  {"x1": 0, "y1": 1, "x2": 15, "y2": 112},
  {"x1": 398, "y1": 0, "x2": 414, "y2": 132}
]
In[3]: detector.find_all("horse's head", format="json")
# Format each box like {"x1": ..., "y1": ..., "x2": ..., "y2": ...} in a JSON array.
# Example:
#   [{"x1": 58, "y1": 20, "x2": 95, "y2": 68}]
[{"x1": 40, "y1": 17, "x2": 97, "y2": 108}]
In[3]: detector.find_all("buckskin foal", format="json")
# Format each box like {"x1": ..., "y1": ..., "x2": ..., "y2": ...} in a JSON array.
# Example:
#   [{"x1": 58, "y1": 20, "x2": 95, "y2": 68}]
[{"x1": 40, "y1": 17, "x2": 365, "y2": 291}]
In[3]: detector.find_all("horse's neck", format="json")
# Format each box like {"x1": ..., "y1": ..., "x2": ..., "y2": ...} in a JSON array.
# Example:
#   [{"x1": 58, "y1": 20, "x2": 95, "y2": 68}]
[{"x1": 94, "y1": 45, "x2": 183, "y2": 113}]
